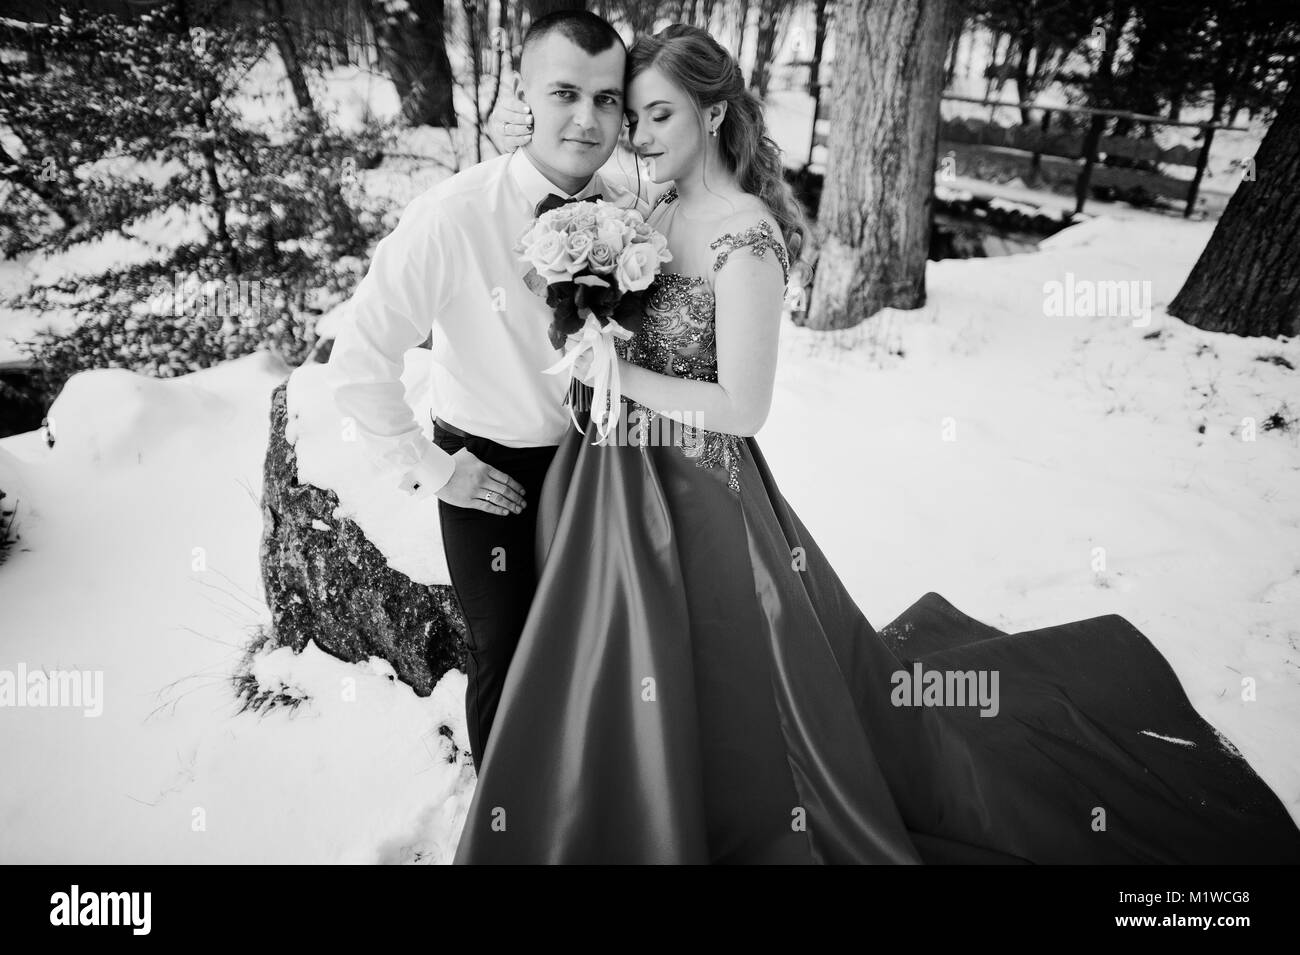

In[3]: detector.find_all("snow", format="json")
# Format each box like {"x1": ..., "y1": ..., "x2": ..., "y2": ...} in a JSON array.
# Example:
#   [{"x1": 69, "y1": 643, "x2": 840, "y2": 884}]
[
  {"x1": 2, "y1": 208, "x2": 1297, "y2": 863},
  {"x1": 1141, "y1": 731, "x2": 1197, "y2": 747}
]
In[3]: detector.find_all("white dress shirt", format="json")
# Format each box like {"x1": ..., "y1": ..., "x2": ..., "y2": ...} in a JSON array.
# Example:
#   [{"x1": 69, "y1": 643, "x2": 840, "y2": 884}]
[{"x1": 325, "y1": 148, "x2": 624, "y2": 497}]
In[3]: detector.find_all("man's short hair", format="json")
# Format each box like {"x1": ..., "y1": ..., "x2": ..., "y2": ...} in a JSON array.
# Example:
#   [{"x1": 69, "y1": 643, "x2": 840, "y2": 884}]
[{"x1": 521, "y1": 10, "x2": 626, "y2": 62}]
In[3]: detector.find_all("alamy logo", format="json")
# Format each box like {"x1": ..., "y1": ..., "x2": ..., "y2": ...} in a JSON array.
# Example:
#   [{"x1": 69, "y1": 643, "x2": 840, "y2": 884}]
[
  {"x1": 49, "y1": 885, "x2": 151, "y2": 935},
  {"x1": 1043, "y1": 272, "x2": 1152, "y2": 327},
  {"x1": 890, "y1": 662, "x2": 1000, "y2": 717},
  {"x1": 148, "y1": 270, "x2": 270, "y2": 322},
  {"x1": 0, "y1": 664, "x2": 103, "y2": 717},
  {"x1": 603, "y1": 405, "x2": 705, "y2": 450}
]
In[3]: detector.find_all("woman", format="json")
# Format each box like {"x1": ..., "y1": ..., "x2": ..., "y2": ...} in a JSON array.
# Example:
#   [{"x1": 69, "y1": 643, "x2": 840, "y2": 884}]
[{"x1": 452, "y1": 24, "x2": 1300, "y2": 864}]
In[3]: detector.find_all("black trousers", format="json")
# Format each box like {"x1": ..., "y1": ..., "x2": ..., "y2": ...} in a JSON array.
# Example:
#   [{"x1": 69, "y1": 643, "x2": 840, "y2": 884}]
[{"x1": 432, "y1": 420, "x2": 558, "y2": 772}]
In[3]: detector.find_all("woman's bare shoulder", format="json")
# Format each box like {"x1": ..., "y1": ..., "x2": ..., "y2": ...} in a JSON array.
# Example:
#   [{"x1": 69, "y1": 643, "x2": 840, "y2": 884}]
[{"x1": 709, "y1": 204, "x2": 789, "y2": 282}]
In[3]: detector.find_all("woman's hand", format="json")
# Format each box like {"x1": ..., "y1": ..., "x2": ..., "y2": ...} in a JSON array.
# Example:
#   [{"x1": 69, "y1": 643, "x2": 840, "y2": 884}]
[
  {"x1": 564, "y1": 331, "x2": 596, "y2": 383},
  {"x1": 490, "y1": 72, "x2": 534, "y2": 150}
]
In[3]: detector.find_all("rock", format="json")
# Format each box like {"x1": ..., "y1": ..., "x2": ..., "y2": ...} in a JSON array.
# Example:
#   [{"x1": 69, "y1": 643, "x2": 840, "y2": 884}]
[{"x1": 259, "y1": 381, "x2": 467, "y2": 694}]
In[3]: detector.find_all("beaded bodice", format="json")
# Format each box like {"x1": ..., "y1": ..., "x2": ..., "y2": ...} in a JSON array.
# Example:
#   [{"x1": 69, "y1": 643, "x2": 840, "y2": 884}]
[{"x1": 617, "y1": 187, "x2": 790, "y2": 492}]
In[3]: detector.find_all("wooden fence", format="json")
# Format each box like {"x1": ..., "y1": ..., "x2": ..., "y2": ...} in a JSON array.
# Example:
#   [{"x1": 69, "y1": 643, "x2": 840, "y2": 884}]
[{"x1": 806, "y1": 88, "x2": 1250, "y2": 218}]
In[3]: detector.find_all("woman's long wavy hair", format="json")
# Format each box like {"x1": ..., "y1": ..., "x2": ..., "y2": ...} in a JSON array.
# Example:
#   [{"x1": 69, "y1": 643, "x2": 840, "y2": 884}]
[{"x1": 628, "y1": 25, "x2": 807, "y2": 267}]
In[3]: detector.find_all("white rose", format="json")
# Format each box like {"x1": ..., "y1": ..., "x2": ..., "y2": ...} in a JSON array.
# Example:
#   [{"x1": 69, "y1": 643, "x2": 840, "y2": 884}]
[
  {"x1": 597, "y1": 217, "x2": 631, "y2": 249},
  {"x1": 529, "y1": 231, "x2": 579, "y2": 282},
  {"x1": 564, "y1": 230, "x2": 594, "y2": 269},
  {"x1": 640, "y1": 229, "x2": 672, "y2": 264},
  {"x1": 614, "y1": 242, "x2": 657, "y2": 292},
  {"x1": 546, "y1": 205, "x2": 578, "y2": 226},
  {"x1": 568, "y1": 205, "x2": 598, "y2": 232},
  {"x1": 516, "y1": 219, "x2": 553, "y2": 256},
  {"x1": 587, "y1": 239, "x2": 618, "y2": 275}
]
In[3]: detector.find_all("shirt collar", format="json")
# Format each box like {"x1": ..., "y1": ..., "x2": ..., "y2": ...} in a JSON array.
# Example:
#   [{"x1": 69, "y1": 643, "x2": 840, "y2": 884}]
[{"x1": 508, "y1": 148, "x2": 604, "y2": 211}]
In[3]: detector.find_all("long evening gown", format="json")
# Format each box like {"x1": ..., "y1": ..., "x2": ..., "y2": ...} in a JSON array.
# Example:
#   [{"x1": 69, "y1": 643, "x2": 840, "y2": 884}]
[{"x1": 452, "y1": 189, "x2": 1300, "y2": 864}]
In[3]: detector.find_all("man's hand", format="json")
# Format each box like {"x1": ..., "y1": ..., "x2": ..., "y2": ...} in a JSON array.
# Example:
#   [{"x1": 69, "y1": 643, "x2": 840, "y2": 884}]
[
  {"x1": 434, "y1": 447, "x2": 527, "y2": 515},
  {"x1": 490, "y1": 71, "x2": 533, "y2": 150}
]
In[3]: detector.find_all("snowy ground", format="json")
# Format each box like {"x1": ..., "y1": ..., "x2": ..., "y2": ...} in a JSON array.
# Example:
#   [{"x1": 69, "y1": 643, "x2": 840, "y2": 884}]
[{"x1": 1, "y1": 208, "x2": 1297, "y2": 863}]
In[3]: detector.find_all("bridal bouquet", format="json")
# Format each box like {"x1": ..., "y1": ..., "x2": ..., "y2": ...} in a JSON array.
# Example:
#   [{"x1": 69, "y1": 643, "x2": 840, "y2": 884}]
[{"x1": 516, "y1": 199, "x2": 672, "y2": 442}]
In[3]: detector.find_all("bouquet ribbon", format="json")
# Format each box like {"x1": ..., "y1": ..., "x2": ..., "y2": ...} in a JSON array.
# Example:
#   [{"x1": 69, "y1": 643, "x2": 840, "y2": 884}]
[{"x1": 543, "y1": 310, "x2": 633, "y2": 444}]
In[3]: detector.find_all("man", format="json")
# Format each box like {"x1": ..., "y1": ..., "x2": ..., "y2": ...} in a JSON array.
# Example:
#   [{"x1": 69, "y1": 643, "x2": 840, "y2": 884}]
[{"x1": 325, "y1": 11, "x2": 629, "y2": 771}]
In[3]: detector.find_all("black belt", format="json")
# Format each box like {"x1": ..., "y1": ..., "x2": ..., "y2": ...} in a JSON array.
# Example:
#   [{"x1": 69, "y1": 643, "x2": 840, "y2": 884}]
[{"x1": 431, "y1": 414, "x2": 468, "y2": 438}]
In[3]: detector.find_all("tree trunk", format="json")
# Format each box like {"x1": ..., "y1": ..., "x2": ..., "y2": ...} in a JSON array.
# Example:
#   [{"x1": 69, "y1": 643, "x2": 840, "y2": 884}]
[
  {"x1": 1168, "y1": 83, "x2": 1300, "y2": 338},
  {"x1": 1014, "y1": 32, "x2": 1033, "y2": 124},
  {"x1": 807, "y1": 0, "x2": 958, "y2": 329},
  {"x1": 1073, "y1": 2, "x2": 1123, "y2": 215},
  {"x1": 700, "y1": 0, "x2": 718, "y2": 30},
  {"x1": 1073, "y1": 111, "x2": 1109, "y2": 213},
  {"x1": 734, "y1": 0, "x2": 751, "y2": 66},
  {"x1": 463, "y1": 0, "x2": 483, "y2": 162},
  {"x1": 1027, "y1": 107, "x2": 1051, "y2": 188},
  {"x1": 363, "y1": 0, "x2": 457, "y2": 128},
  {"x1": 984, "y1": 29, "x2": 1004, "y2": 101},
  {"x1": 749, "y1": 0, "x2": 787, "y2": 98},
  {"x1": 266, "y1": 0, "x2": 319, "y2": 123},
  {"x1": 620, "y1": 0, "x2": 661, "y2": 40},
  {"x1": 943, "y1": 15, "x2": 962, "y2": 87},
  {"x1": 809, "y1": 0, "x2": 830, "y2": 90}
]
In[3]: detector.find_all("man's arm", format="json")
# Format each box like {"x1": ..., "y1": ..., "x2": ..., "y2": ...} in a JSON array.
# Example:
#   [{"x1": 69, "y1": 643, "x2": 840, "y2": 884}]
[{"x1": 324, "y1": 195, "x2": 457, "y2": 498}]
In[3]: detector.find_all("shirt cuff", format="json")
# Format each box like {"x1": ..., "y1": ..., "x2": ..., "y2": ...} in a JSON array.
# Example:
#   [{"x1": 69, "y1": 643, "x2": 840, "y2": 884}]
[{"x1": 397, "y1": 442, "x2": 456, "y2": 498}]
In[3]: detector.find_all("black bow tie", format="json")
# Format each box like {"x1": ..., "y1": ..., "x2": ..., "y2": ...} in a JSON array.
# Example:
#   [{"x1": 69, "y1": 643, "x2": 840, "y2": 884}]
[{"x1": 535, "y1": 191, "x2": 601, "y2": 218}]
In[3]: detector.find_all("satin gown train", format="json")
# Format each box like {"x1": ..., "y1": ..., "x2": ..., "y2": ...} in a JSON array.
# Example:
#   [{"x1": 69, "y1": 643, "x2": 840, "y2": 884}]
[{"x1": 451, "y1": 389, "x2": 1300, "y2": 864}]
